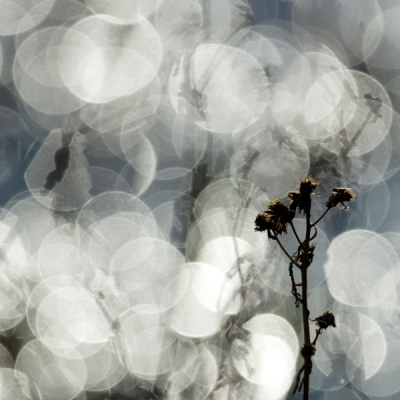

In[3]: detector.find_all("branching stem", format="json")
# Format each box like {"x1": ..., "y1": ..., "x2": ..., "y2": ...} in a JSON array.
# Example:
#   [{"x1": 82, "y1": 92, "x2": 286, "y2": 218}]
[
  {"x1": 272, "y1": 234, "x2": 301, "y2": 268},
  {"x1": 295, "y1": 204, "x2": 313, "y2": 399},
  {"x1": 310, "y1": 225, "x2": 318, "y2": 241},
  {"x1": 312, "y1": 327, "x2": 323, "y2": 347},
  {"x1": 289, "y1": 262, "x2": 302, "y2": 307},
  {"x1": 254, "y1": 177, "x2": 352, "y2": 400},
  {"x1": 290, "y1": 221, "x2": 302, "y2": 246},
  {"x1": 311, "y1": 208, "x2": 329, "y2": 227}
]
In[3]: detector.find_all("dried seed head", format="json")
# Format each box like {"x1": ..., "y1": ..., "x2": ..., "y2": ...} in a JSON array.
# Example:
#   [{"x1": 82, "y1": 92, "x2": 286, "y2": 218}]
[
  {"x1": 315, "y1": 310, "x2": 336, "y2": 329},
  {"x1": 325, "y1": 187, "x2": 355, "y2": 210},
  {"x1": 299, "y1": 176, "x2": 320, "y2": 195},
  {"x1": 288, "y1": 176, "x2": 320, "y2": 214},
  {"x1": 254, "y1": 199, "x2": 294, "y2": 236},
  {"x1": 267, "y1": 198, "x2": 287, "y2": 211},
  {"x1": 254, "y1": 212, "x2": 274, "y2": 233},
  {"x1": 266, "y1": 199, "x2": 295, "y2": 220}
]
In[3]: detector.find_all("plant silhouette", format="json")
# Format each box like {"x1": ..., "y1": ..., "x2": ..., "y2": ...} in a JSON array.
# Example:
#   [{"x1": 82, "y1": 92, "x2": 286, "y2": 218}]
[{"x1": 255, "y1": 177, "x2": 354, "y2": 399}]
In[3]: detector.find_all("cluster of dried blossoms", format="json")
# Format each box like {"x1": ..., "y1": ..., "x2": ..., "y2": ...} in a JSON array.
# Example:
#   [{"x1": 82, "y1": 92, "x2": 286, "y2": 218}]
[
  {"x1": 254, "y1": 177, "x2": 354, "y2": 399},
  {"x1": 255, "y1": 178, "x2": 355, "y2": 237}
]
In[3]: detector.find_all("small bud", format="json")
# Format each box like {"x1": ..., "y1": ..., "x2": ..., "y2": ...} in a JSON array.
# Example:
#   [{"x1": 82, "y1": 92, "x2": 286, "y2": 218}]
[
  {"x1": 325, "y1": 187, "x2": 355, "y2": 210},
  {"x1": 315, "y1": 310, "x2": 336, "y2": 329}
]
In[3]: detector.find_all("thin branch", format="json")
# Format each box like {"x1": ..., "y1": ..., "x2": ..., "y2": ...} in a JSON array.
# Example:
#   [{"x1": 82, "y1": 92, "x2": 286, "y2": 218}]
[
  {"x1": 312, "y1": 327, "x2": 323, "y2": 347},
  {"x1": 311, "y1": 208, "x2": 329, "y2": 227},
  {"x1": 347, "y1": 110, "x2": 373, "y2": 151},
  {"x1": 271, "y1": 234, "x2": 301, "y2": 268},
  {"x1": 290, "y1": 221, "x2": 302, "y2": 246},
  {"x1": 292, "y1": 363, "x2": 305, "y2": 395},
  {"x1": 310, "y1": 225, "x2": 318, "y2": 241},
  {"x1": 289, "y1": 262, "x2": 302, "y2": 307}
]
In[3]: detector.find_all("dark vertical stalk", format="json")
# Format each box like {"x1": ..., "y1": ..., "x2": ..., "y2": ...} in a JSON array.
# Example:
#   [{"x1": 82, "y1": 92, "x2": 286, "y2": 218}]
[
  {"x1": 300, "y1": 207, "x2": 312, "y2": 400},
  {"x1": 255, "y1": 179, "x2": 354, "y2": 400}
]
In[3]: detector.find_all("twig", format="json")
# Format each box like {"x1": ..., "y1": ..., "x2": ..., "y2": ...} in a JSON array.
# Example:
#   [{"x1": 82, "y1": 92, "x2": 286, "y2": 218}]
[
  {"x1": 292, "y1": 363, "x2": 305, "y2": 395},
  {"x1": 312, "y1": 327, "x2": 323, "y2": 346},
  {"x1": 271, "y1": 234, "x2": 302, "y2": 268},
  {"x1": 289, "y1": 262, "x2": 302, "y2": 307},
  {"x1": 290, "y1": 221, "x2": 302, "y2": 246},
  {"x1": 310, "y1": 226, "x2": 318, "y2": 241},
  {"x1": 311, "y1": 208, "x2": 329, "y2": 227}
]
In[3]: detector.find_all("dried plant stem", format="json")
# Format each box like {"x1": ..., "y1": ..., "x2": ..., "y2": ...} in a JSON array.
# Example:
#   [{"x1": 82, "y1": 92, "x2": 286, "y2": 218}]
[
  {"x1": 289, "y1": 262, "x2": 302, "y2": 307},
  {"x1": 255, "y1": 178, "x2": 353, "y2": 399},
  {"x1": 273, "y1": 235, "x2": 301, "y2": 268},
  {"x1": 300, "y1": 209, "x2": 312, "y2": 399},
  {"x1": 290, "y1": 221, "x2": 302, "y2": 246},
  {"x1": 312, "y1": 327, "x2": 323, "y2": 347},
  {"x1": 300, "y1": 270, "x2": 311, "y2": 397},
  {"x1": 311, "y1": 208, "x2": 329, "y2": 227}
]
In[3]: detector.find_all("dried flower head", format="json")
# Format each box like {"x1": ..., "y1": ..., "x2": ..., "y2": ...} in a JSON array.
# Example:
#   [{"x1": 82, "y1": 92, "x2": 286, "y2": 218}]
[
  {"x1": 315, "y1": 310, "x2": 336, "y2": 329},
  {"x1": 288, "y1": 177, "x2": 320, "y2": 214},
  {"x1": 325, "y1": 187, "x2": 355, "y2": 210},
  {"x1": 254, "y1": 212, "x2": 274, "y2": 233},
  {"x1": 255, "y1": 199, "x2": 294, "y2": 236},
  {"x1": 266, "y1": 199, "x2": 294, "y2": 219}
]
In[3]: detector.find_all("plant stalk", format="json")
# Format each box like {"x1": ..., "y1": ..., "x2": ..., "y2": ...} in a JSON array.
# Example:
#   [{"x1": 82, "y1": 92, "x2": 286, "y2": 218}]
[
  {"x1": 300, "y1": 206, "x2": 312, "y2": 399},
  {"x1": 300, "y1": 267, "x2": 311, "y2": 399}
]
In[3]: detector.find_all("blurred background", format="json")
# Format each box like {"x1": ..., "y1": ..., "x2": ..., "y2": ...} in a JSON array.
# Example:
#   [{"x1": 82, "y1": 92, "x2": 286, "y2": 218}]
[{"x1": 1, "y1": 0, "x2": 400, "y2": 399}]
